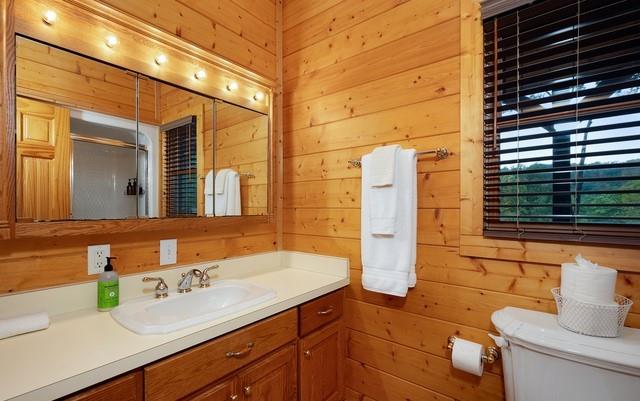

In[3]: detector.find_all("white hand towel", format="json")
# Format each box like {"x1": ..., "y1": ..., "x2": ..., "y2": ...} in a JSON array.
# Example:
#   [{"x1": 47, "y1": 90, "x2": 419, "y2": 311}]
[
  {"x1": 370, "y1": 144, "x2": 400, "y2": 187},
  {"x1": 361, "y1": 148, "x2": 417, "y2": 297},
  {"x1": 368, "y1": 146, "x2": 401, "y2": 234},
  {"x1": 214, "y1": 171, "x2": 229, "y2": 217},
  {"x1": 215, "y1": 168, "x2": 232, "y2": 194},
  {"x1": 225, "y1": 170, "x2": 241, "y2": 216},
  {"x1": 0, "y1": 312, "x2": 50, "y2": 340}
]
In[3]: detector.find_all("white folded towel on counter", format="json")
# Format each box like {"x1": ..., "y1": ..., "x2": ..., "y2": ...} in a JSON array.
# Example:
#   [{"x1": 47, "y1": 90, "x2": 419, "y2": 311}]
[
  {"x1": 0, "y1": 312, "x2": 50, "y2": 340},
  {"x1": 370, "y1": 144, "x2": 400, "y2": 187},
  {"x1": 361, "y1": 148, "x2": 417, "y2": 297}
]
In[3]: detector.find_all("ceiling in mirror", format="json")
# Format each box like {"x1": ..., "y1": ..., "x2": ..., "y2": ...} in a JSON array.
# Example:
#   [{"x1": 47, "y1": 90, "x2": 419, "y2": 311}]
[{"x1": 15, "y1": 36, "x2": 269, "y2": 223}]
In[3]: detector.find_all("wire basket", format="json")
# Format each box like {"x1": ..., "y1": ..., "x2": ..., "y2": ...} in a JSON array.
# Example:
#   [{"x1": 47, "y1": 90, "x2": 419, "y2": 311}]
[{"x1": 551, "y1": 288, "x2": 633, "y2": 338}]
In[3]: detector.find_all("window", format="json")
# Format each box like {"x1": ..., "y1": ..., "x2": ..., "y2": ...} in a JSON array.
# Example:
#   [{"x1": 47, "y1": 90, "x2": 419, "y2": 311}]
[
  {"x1": 162, "y1": 116, "x2": 197, "y2": 217},
  {"x1": 483, "y1": 0, "x2": 640, "y2": 244}
]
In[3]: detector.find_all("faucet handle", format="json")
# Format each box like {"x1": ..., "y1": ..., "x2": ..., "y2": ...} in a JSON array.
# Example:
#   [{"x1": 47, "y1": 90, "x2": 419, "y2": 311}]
[
  {"x1": 142, "y1": 277, "x2": 169, "y2": 298},
  {"x1": 199, "y1": 265, "x2": 219, "y2": 288}
]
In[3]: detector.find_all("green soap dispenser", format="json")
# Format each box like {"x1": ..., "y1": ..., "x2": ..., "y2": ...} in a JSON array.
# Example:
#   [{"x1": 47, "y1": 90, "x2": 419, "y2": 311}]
[{"x1": 98, "y1": 256, "x2": 119, "y2": 311}]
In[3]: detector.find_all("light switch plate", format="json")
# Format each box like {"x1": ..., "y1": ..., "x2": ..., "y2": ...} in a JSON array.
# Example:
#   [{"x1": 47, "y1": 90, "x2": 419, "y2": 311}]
[
  {"x1": 160, "y1": 239, "x2": 177, "y2": 265},
  {"x1": 88, "y1": 244, "x2": 110, "y2": 275}
]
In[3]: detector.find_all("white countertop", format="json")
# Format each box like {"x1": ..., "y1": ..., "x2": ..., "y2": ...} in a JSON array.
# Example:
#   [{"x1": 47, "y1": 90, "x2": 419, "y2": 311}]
[{"x1": 0, "y1": 251, "x2": 349, "y2": 401}]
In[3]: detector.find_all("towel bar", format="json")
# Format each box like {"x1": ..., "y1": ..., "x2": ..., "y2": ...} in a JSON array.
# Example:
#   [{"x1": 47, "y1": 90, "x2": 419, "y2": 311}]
[{"x1": 347, "y1": 147, "x2": 449, "y2": 168}]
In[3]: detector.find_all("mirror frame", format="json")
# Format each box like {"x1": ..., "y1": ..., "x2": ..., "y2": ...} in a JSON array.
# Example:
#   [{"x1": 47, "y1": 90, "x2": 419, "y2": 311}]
[{"x1": 2, "y1": 0, "x2": 278, "y2": 239}]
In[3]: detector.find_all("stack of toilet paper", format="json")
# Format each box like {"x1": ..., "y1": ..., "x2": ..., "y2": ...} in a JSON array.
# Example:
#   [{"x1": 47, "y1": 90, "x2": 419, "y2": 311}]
[{"x1": 559, "y1": 254, "x2": 619, "y2": 335}]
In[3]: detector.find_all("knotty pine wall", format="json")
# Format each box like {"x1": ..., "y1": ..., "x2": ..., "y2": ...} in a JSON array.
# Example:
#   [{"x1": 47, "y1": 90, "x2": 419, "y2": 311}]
[
  {"x1": 0, "y1": 0, "x2": 278, "y2": 294},
  {"x1": 281, "y1": 1, "x2": 640, "y2": 401}
]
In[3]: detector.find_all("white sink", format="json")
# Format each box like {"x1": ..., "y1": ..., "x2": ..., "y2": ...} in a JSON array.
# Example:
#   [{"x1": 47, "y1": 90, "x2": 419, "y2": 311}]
[{"x1": 111, "y1": 280, "x2": 276, "y2": 335}]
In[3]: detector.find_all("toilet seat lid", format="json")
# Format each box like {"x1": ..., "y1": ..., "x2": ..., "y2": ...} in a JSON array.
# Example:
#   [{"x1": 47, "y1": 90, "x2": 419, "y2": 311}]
[{"x1": 492, "y1": 307, "x2": 640, "y2": 371}]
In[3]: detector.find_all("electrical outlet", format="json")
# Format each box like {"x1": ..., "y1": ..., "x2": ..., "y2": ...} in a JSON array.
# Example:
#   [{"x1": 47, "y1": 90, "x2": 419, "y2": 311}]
[
  {"x1": 88, "y1": 244, "x2": 110, "y2": 275},
  {"x1": 160, "y1": 239, "x2": 177, "y2": 265}
]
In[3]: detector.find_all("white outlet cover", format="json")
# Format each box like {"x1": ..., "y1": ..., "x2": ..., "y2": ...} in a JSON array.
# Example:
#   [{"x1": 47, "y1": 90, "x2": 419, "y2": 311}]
[
  {"x1": 87, "y1": 244, "x2": 110, "y2": 275},
  {"x1": 160, "y1": 239, "x2": 177, "y2": 266}
]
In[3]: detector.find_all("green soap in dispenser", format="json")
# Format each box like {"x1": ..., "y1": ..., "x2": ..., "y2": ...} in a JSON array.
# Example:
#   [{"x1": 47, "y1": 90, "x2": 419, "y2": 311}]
[{"x1": 98, "y1": 256, "x2": 119, "y2": 311}]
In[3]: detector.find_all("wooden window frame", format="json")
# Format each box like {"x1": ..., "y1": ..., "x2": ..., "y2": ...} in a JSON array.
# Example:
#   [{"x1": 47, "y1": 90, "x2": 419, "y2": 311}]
[{"x1": 458, "y1": 0, "x2": 640, "y2": 273}]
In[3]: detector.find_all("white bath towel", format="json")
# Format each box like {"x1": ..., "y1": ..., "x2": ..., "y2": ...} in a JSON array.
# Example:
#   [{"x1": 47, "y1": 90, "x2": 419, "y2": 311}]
[
  {"x1": 225, "y1": 170, "x2": 241, "y2": 216},
  {"x1": 204, "y1": 170, "x2": 214, "y2": 216},
  {"x1": 370, "y1": 144, "x2": 400, "y2": 187},
  {"x1": 361, "y1": 148, "x2": 417, "y2": 297}
]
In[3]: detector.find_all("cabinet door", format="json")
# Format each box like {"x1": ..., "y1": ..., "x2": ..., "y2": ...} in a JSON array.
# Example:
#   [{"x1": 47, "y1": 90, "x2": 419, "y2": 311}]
[
  {"x1": 237, "y1": 344, "x2": 296, "y2": 401},
  {"x1": 186, "y1": 377, "x2": 237, "y2": 401},
  {"x1": 299, "y1": 321, "x2": 343, "y2": 401}
]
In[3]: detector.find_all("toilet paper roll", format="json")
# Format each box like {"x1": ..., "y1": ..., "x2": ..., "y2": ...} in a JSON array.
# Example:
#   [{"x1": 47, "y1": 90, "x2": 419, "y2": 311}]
[
  {"x1": 451, "y1": 338, "x2": 484, "y2": 376},
  {"x1": 561, "y1": 262, "x2": 617, "y2": 305}
]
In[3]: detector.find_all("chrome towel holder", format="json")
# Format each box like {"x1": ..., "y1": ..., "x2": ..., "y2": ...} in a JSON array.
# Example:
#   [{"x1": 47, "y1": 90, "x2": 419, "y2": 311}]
[{"x1": 347, "y1": 147, "x2": 449, "y2": 168}]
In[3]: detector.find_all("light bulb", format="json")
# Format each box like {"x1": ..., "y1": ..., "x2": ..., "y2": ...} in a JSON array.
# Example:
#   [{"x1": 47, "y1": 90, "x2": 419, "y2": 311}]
[
  {"x1": 155, "y1": 54, "x2": 167, "y2": 65},
  {"x1": 226, "y1": 81, "x2": 239, "y2": 91},
  {"x1": 253, "y1": 91, "x2": 265, "y2": 101},
  {"x1": 194, "y1": 69, "x2": 206, "y2": 80},
  {"x1": 42, "y1": 10, "x2": 57, "y2": 25},
  {"x1": 105, "y1": 35, "x2": 118, "y2": 48}
]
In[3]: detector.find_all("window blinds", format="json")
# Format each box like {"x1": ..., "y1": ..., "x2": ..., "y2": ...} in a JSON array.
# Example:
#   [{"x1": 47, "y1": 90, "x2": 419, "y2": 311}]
[
  {"x1": 163, "y1": 116, "x2": 198, "y2": 217},
  {"x1": 483, "y1": 0, "x2": 640, "y2": 244}
]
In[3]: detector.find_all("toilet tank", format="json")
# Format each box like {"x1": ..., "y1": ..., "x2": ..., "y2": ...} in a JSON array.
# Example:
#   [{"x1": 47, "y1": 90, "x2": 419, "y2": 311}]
[{"x1": 492, "y1": 307, "x2": 640, "y2": 401}]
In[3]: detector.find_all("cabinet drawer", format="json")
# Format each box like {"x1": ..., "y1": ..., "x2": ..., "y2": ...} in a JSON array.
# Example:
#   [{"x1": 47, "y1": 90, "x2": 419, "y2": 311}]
[
  {"x1": 299, "y1": 290, "x2": 343, "y2": 337},
  {"x1": 62, "y1": 371, "x2": 142, "y2": 401},
  {"x1": 144, "y1": 309, "x2": 297, "y2": 401}
]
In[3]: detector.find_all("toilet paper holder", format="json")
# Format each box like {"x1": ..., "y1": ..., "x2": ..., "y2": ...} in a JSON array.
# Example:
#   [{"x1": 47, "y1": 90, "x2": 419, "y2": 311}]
[{"x1": 447, "y1": 336, "x2": 500, "y2": 364}]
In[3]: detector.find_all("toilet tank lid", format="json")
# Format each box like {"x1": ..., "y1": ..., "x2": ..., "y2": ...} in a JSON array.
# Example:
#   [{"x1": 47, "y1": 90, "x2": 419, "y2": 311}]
[{"x1": 492, "y1": 307, "x2": 640, "y2": 370}]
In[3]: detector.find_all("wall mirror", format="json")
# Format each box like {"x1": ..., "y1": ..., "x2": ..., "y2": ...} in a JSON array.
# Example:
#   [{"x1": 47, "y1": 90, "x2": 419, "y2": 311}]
[{"x1": 15, "y1": 36, "x2": 269, "y2": 223}]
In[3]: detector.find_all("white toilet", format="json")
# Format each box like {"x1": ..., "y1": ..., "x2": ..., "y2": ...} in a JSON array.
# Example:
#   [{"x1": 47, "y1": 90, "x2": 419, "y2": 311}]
[{"x1": 491, "y1": 307, "x2": 640, "y2": 401}]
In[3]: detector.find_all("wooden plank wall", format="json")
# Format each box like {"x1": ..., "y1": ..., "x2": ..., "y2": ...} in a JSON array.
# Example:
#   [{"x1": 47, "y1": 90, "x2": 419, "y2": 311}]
[
  {"x1": 216, "y1": 103, "x2": 269, "y2": 216},
  {"x1": 16, "y1": 37, "x2": 158, "y2": 123},
  {"x1": 281, "y1": 1, "x2": 640, "y2": 401},
  {"x1": 0, "y1": 0, "x2": 278, "y2": 294}
]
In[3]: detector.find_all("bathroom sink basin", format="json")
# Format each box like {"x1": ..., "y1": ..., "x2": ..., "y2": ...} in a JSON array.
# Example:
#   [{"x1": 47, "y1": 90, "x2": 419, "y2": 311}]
[{"x1": 111, "y1": 280, "x2": 277, "y2": 335}]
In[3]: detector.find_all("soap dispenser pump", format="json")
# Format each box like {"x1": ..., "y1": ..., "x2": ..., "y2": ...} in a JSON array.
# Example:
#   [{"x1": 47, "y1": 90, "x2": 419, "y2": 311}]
[{"x1": 98, "y1": 256, "x2": 119, "y2": 311}]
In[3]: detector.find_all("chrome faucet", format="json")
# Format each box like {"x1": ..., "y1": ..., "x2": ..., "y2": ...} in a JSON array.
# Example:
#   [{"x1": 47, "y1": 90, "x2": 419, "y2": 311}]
[
  {"x1": 177, "y1": 269, "x2": 202, "y2": 293},
  {"x1": 199, "y1": 265, "x2": 219, "y2": 288},
  {"x1": 142, "y1": 277, "x2": 169, "y2": 298}
]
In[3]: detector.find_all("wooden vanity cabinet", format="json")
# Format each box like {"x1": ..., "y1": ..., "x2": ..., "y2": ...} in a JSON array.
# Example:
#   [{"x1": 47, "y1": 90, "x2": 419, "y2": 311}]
[
  {"x1": 57, "y1": 290, "x2": 346, "y2": 401},
  {"x1": 298, "y1": 290, "x2": 345, "y2": 401}
]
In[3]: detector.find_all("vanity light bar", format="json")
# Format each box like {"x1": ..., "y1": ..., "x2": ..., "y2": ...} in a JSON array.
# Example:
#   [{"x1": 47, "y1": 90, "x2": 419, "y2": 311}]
[{"x1": 40, "y1": 12, "x2": 266, "y2": 103}]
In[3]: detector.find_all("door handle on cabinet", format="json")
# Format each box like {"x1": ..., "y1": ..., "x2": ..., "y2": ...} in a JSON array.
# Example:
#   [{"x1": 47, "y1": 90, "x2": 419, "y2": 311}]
[
  {"x1": 230, "y1": 395, "x2": 238, "y2": 401},
  {"x1": 316, "y1": 307, "x2": 334, "y2": 316},
  {"x1": 243, "y1": 386, "x2": 252, "y2": 396},
  {"x1": 225, "y1": 342, "x2": 254, "y2": 358},
  {"x1": 304, "y1": 350, "x2": 312, "y2": 359}
]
